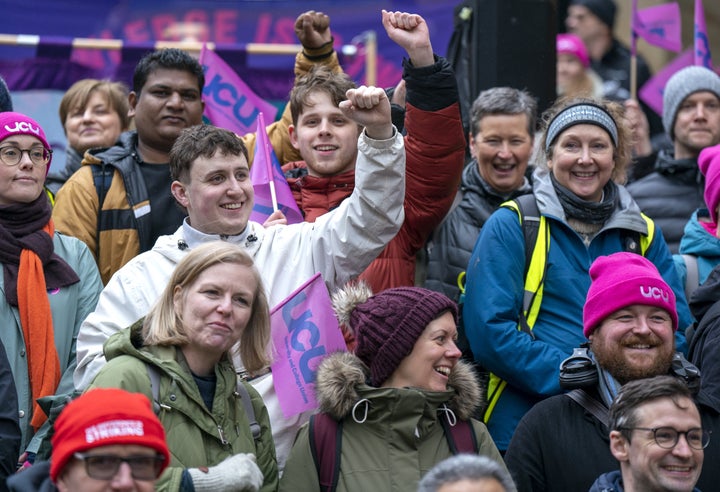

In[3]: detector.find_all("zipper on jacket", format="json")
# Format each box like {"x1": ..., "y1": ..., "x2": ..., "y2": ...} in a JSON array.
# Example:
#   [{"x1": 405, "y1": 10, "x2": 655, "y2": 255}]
[{"x1": 217, "y1": 425, "x2": 229, "y2": 445}]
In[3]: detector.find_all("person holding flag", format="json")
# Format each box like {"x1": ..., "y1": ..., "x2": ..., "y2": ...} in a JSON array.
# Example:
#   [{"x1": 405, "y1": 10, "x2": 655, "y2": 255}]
[{"x1": 72, "y1": 77, "x2": 405, "y2": 476}]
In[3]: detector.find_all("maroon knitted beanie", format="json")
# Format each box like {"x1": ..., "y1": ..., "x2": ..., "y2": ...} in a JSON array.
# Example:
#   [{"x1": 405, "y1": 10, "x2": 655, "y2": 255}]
[{"x1": 347, "y1": 287, "x2": 458, "y2": 387}]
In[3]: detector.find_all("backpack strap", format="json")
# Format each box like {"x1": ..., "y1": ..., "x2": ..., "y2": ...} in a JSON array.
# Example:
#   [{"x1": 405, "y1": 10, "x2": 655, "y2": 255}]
[
  {"x1": 145, "y1": 362, "x2": 162, "y2": 414},
  {"x1": 145, "y1": 363, "x2": 260, "y2": 441},
  {"x1": 682, "y1": 254, "x2": 699, "y2": 302},
  {"x1": 565, "y1": 388, "x2": 608, "y2": 427},
  {"x1": 235, "y1": 377, "x2": 261, "y2": 441},
  {"x1": 438, "y1": 413, "x2": 479, "y2": 454},
  {"x1": 309, "y1": 413, "x2": 343, "y2": 492}
]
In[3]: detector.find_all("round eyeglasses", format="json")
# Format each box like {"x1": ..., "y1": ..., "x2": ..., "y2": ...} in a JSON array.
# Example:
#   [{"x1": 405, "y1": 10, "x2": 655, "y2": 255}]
[
  {"x1": 0, "y1": 146, "x2": 52, "y2": 167},
  {"x1": 621, "y1": 426, "x2": 711, "y2": 450},
  {"x1": 73, "y1": 452, "x2": 166, "y2": 481}
]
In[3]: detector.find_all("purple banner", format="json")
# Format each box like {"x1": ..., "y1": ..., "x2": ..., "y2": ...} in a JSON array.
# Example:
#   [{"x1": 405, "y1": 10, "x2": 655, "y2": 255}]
[
  {"x1": 633, "y1": 2, "x2": 682, "y2": 53},
  {"x1": 270, "y1": 273, "x2": 347, "y2": 418},
  {"x1": 0, "y1": 1, "x2": 456, "y2": 103},
  {"x1": 250, "y1": 112, "x2": 303, "y2": 225},
  {"x1": 695, "y1": 0, "x2": 713, "y2": 69}
]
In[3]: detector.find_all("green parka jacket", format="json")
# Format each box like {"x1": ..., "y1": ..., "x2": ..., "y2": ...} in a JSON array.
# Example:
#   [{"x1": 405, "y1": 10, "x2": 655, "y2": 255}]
[
  {"x1": 89, "y1": 320, "x2": 278, "y2": 492},
  {"x1": 279, "y1": 352, "x2": 505, "y2": 492}
]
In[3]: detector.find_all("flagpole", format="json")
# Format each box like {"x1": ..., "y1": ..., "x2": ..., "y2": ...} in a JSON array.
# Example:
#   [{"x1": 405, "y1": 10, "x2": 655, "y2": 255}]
[
  {"x1": 257, "y1": 112, "x2": 279, "y2": 213},
  {"x1": 630, "y1": 0, "x2": 638, "y2": 100}
]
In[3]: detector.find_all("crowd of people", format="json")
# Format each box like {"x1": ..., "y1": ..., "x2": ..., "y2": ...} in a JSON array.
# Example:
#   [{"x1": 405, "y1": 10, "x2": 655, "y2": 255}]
[{"x1": 0, "y1": 0, "x2": 719, "y2": 491}]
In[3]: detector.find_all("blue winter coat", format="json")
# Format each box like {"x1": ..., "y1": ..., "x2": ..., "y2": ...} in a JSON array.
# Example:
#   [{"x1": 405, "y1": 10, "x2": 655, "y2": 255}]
[
  {"x1": 463, "y1": 168, "x2": 691, "y2": 450},
  {"x1": 673, "y1": 209, "x2": 720, "y2": 298}
]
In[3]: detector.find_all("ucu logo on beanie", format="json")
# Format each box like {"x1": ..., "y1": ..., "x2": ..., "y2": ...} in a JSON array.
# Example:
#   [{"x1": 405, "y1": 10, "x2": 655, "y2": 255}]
[
  {"x1": 640, "y1": 285, "x2": 669, "y2": 302},
  {"x1": 4, "y1": 121, "x2": 40, "y2": 135}
]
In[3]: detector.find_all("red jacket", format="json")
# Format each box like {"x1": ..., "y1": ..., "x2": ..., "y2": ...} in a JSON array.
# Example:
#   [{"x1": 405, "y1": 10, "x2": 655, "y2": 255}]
[{"x1": 283, "y1": 55, "x2": 465, "y2": 295}]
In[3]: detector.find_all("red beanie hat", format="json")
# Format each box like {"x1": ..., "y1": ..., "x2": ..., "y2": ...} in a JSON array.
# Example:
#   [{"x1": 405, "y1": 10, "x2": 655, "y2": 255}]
[
  {"x1": 583, "y1": 252, "x2": 677, "y2": 337},
  {"x1": 0, "y1": 111, "x2": 53, "y2": 173},
  {"x1": 699, "y1": 143, "x2": 720, "y2": 225},
  {"x1": 50, "y1": 388, "x2": 170, "y2": 482}
]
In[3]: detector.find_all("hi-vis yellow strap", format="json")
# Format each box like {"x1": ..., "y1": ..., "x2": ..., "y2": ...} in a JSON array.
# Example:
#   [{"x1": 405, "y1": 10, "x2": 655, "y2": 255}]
[
  {"x1": 484, "y1": 198, "x2": 549, "y2": 423},
  {"x1": 482, "y1": 204, "x2": 655, "y2": 424}
]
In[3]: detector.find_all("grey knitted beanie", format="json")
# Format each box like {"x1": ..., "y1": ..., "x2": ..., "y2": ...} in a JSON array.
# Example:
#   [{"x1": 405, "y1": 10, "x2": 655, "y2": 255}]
[{"x1": 663, "y1": 66, "x2": 720, "y2": 139}]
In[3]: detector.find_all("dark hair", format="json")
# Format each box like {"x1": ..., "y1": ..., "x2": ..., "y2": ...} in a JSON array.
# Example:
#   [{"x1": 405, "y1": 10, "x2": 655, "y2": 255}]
[
  {"x1": 470, "y1": 87, "x2": 538, "y2": 137},
  {"x1": 133, "y1": 48, "x2": 205, "y2": 95},
  {"x1": 289, "y1": 65, "x2": 356, "y2": 126},
  {"x1": 539, "y1": 95, "x2": 631, "y2": 184},
  {"x1": 0, "y1": 76, "x2": 12, "y2": 112},
  {"x1": 609, "y1": 375, "x2": 696, "y2": 442},
  {"x1": 169, "y1": 125, "x2": 248, "y2": 183}
]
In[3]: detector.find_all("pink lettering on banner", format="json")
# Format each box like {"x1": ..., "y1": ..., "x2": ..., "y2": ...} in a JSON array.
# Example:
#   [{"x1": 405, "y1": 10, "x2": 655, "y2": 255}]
[{"x1": 270, "y1": 273, "x2": 347, "y2": 419}]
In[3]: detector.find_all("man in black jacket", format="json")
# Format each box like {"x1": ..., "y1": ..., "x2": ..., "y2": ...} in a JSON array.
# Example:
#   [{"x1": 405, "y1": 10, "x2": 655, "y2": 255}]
[{"x1": 504, "y1": 252, "x2": 719, "y2": 492}]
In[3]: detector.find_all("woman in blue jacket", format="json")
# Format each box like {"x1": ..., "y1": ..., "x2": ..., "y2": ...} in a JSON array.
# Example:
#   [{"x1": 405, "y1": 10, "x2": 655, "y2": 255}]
[{"x1": 463, "y1": 97, "x2": 691, "y2": 452}]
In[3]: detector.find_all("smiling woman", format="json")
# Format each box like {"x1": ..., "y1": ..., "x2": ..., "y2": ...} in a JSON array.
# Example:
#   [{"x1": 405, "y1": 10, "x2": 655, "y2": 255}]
[
  {"x1": 279, "y1": 283, "x2": 506, "y2": 492},
  {"x1": 88, "y1": 241, "x2": 278, "y2": 492},
  {"x1": 0, "y1": 112, "x2": 103, "y2": 464},
  {"x1": 461, "y1": 96, "x2": 693, "y2": 452}
]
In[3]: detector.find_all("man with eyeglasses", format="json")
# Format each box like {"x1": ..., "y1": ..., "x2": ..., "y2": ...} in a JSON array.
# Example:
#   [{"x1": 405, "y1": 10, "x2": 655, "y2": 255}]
[
  {"x1": 588, "y1": 375, "x2": 707, "y2": 492},
  {"x1": 7, "y1": 388, "x2": 169, "y2": 492},
  {"x1": 504, "y1": 252, "x2": 720, "y2": 491}
]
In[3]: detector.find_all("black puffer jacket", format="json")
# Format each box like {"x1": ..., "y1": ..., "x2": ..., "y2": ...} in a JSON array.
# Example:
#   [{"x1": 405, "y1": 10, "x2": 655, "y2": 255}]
[
  {"x1": 424, "y1": 162, "x2": 532, "y2": 300},
  {"x1": 689, "y1": 263, "x2": 720, "y2": 413},
  {"x1": 626, "y1": 149, "x2": 704, "y2": 254}
]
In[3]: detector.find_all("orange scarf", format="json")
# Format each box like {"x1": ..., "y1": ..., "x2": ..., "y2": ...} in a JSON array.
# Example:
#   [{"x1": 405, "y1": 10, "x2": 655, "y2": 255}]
[{"x1": 18, "y1": 220, "x2": 61, "y2": 431}]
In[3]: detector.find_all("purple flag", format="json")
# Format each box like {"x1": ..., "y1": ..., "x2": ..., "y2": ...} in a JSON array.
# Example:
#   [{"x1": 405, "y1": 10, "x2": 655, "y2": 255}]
[
  {"x1": 249, "y1": 112, "x2": 304, "y2": 225},
  {"x1": 695, "y1": 0, "x2": 713, "y2": 69},
  {"x1": 270, "y1": 273, "x2": 347, "y2": 418},
  {"x1": 633, "y1": 2, "x2": 682, "y2": 53},
  {"x1": 199, "y1": 45, "x2": 278, "y2": 135},
  {"x1": 639, "y1": 49, "x2": 694, "y2": 116}
]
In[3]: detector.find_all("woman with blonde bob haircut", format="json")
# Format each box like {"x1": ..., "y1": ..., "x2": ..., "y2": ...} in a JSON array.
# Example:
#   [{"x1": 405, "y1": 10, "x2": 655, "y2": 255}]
[{"x1": 89, "y1": 242, "x2": 278, "y2": 492}]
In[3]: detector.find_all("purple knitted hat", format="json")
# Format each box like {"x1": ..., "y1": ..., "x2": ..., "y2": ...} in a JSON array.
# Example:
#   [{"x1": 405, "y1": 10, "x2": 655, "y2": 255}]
[
  {"x1": 583, "y1": 252, "x2": 677, "y2": 337},
  {"x1": 336, "y1": 286, "x2": 458, "y2": 387},
  {"x1": 0, "y1": 112, "x2": 53, "y2": 173},
  {"x1": 699, "y1": 143, "x2": 720, "y2": 225}
]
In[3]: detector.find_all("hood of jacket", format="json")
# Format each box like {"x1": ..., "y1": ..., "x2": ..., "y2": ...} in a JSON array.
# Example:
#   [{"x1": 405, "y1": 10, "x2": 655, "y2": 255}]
[
  {"x1": 689, "y1": 262, "x2": 720, "y2": 323},
  {"x1": 588, "y1": 470, "x2": 623, "y2": 492},
  {"x1": 532, "y1": 167, "x2": 649, "y2": 235},
  {"x1": 655, "y1": 149, "x2": 702, "y2": 184},
  {"x1": 314, "y1": 351, "x2": 481, "y2": 421},
  {"x1": 81, "y1": 130, "x2": 137, "y2": 167},
  {"x1": 678, "y1": 210, "x2": 720, "y2": 259}
]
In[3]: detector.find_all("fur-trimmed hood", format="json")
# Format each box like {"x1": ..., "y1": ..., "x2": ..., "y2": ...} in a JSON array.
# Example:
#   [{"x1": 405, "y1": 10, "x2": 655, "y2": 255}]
[{"x1": 314, "y1": 351, "x2": 483, "y2": 421}]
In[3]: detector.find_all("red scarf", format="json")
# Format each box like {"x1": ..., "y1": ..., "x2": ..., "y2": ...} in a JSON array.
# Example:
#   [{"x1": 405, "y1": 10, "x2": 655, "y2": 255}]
[{"x1": 18, "y1": 220, "x2": 61, "y2": 431}]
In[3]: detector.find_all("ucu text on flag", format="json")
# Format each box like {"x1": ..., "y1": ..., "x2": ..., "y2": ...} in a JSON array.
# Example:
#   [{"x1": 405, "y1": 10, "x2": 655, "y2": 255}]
[
  {"x1": 270, "y1": 273, "x2": 347, "y2": 418},
  {"x1": 199, "y1": 45, "x2": 278, "y2": 135}
]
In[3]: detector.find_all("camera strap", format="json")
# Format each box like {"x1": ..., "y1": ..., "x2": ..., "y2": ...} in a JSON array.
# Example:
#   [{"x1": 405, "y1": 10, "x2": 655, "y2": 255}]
[{"x1": 566, "y1": 389, "x2": 608, "y2": 428}]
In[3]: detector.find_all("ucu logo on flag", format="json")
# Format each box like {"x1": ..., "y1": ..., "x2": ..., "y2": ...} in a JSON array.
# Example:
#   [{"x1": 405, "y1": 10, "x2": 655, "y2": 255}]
[
  {"x1": 640, "y1": 285, "x2": 669, "y2": 302},
  {"x1": 4, "y1": 121, "x2": 40, "y2": 136}
]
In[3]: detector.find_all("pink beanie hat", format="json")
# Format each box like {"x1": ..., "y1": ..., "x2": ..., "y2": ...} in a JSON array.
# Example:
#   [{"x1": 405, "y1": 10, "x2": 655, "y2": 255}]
[
  {"x1": 583, "y1": 252, "x2": 677, "y2": 337},
  {"x1": 557, "y1": 33, "x2": 590, "y2": 69},
  {"x1": 0, "y1": 111, "x2": 53, "y2": 173},
  {"x1": 699, "y1": 143, "x2": 720, "y2": 225}
]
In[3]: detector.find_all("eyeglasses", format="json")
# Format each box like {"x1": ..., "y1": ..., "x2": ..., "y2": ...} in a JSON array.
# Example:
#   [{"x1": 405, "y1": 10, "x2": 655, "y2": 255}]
[
  {"x1": 621, "y1": 426, "x2": 711, "y2": 450},
  {"x1": 73, "y1": 452, "x2": 166, "y2": 481},
  {"x1": 0, "y1": 146, "x2": 52, "y2": 167}
]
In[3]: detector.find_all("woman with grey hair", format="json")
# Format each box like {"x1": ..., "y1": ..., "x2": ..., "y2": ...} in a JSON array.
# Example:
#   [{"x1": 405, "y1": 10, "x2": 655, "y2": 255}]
[
  {"x1": 463, "y1": 96, "x2": 691, "y2": 453},
  {"x1": 418, "y1": 454, "x2": 516, "y2": 492}
]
